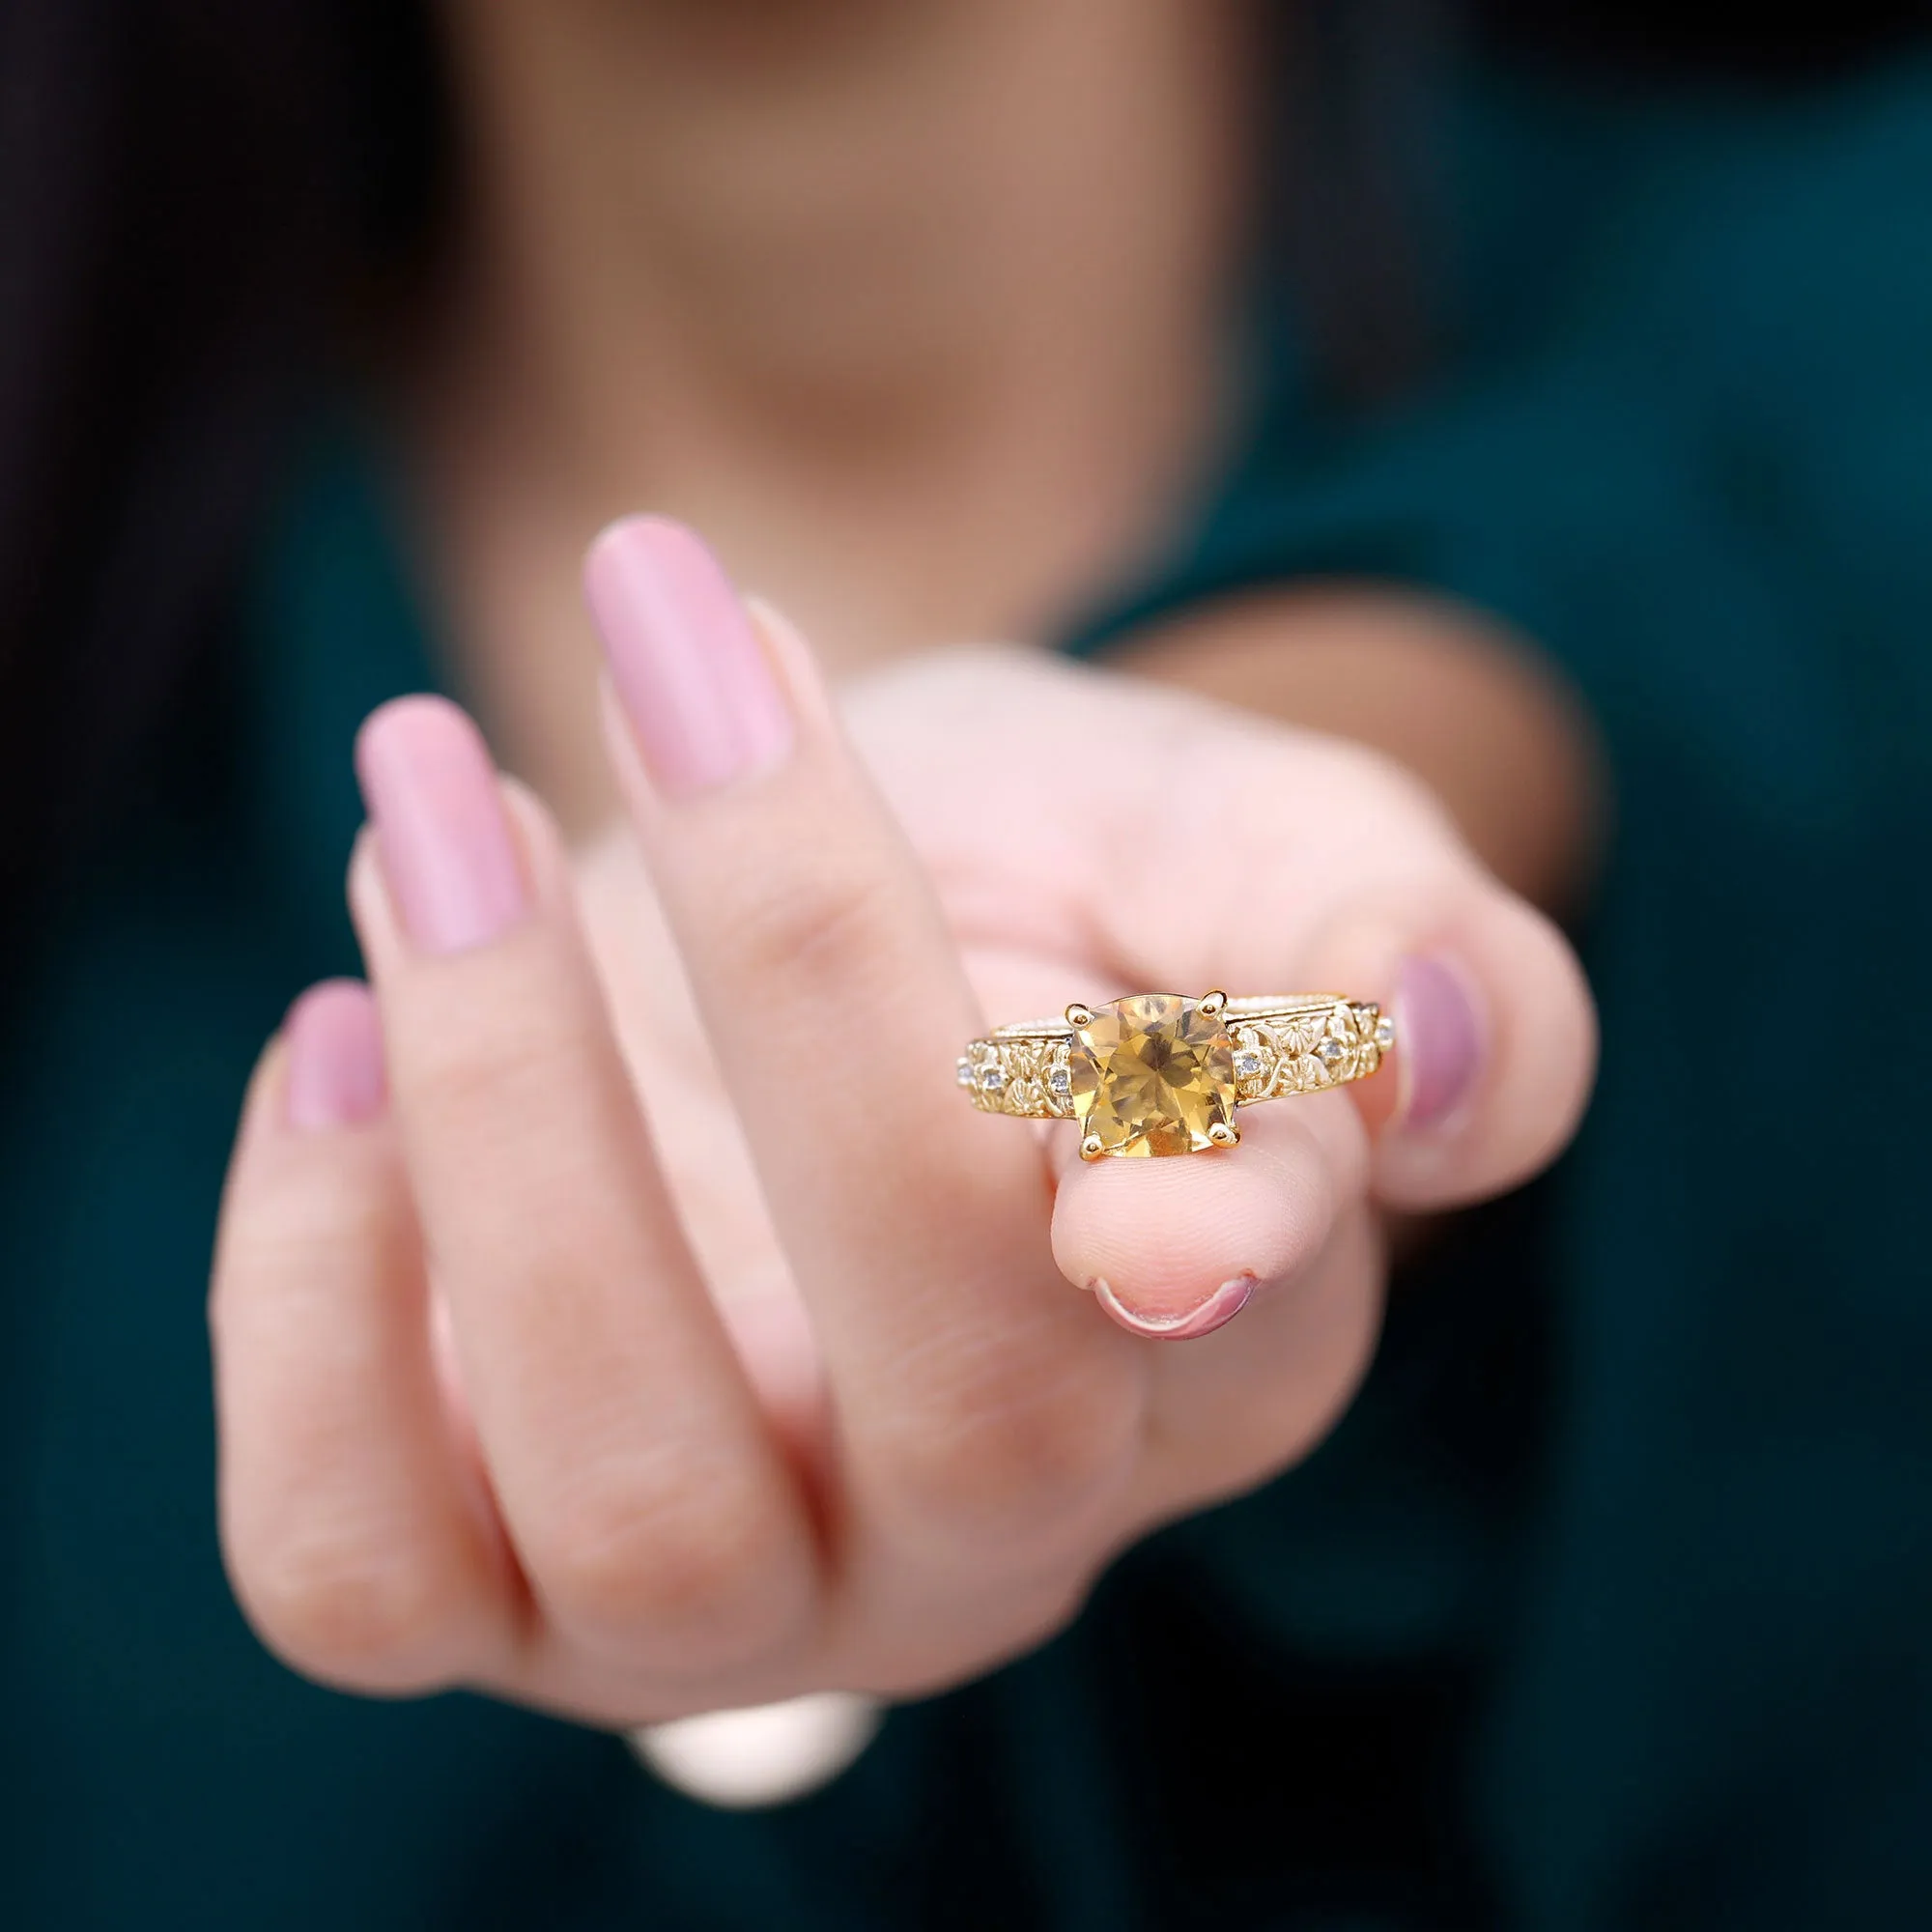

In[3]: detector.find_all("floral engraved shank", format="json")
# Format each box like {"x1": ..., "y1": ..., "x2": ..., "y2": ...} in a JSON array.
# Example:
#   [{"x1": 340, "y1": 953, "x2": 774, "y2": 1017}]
[
  {"x1": 957, "y1": 1030, "x2": 1076, "y2": 1119},
  {"x1": 1230, "y1": 998, "x2": 1394, "y2": 1101}
]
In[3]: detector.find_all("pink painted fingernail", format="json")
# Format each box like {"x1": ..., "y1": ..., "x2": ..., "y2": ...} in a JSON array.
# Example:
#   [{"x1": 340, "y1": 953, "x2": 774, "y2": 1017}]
[
  {"x1": 584, "y1": 516, "x2": 794, "y2": 799},
  {"x1": 1091, "y1": 1273, "x2": 1256, "y2": 1342},
  {"x1": 355, "y1": 696, "x2": 527, "y2": 955},
  {"x1": 1395, "y1": 954, "x2": 1485, "y2": 1130},
  {"x1": 284, "y1": 980, "x2": 386, "y2": 1130}
]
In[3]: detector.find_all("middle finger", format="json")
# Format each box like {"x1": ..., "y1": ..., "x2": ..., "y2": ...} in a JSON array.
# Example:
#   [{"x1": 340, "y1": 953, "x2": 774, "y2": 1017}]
[{"x1": 585, "y1": 521, "x2": 1147, "y2": 1579}]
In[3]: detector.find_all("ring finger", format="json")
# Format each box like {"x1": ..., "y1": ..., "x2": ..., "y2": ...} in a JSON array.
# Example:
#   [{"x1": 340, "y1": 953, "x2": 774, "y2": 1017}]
[{"x1": 350, "y1": 697, "x2": 818, "y2": 1685}]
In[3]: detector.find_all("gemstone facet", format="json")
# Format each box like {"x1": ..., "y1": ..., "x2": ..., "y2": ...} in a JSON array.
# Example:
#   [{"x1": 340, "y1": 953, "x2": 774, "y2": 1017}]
[{"x1": 1066, "y1": 993, "x2": 1237, "y2": 1157}]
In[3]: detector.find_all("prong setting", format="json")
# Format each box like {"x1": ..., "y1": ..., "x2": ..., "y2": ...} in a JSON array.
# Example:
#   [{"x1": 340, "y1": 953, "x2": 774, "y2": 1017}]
[
  {"x1": 1080, "y1": 1134, "x2": 1106, "y2": 1161},
  {"x1": 1207, "y1": 1121, "x2": 1239, "y2": 1148},
  {"x1": 1197, "y1": 989, "x2": 1228, "y2": 1019},
  {"x1": 1065, "y1": 1003, "x2": 1096, "y2": 1030}
]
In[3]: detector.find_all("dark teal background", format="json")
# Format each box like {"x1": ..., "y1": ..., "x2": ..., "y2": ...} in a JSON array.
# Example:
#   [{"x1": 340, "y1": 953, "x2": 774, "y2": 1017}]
[{"x1": 4, "y1": 45, "x2": 1929, "y2": 1930}]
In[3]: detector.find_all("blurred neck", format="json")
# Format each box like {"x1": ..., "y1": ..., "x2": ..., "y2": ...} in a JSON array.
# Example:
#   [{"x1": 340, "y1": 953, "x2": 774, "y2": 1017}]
[{"x1": 415, "y1": 0, "x2": 1249, "y2": 822}]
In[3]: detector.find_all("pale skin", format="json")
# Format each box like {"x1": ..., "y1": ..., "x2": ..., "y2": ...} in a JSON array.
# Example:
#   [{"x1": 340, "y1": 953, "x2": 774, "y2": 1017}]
[{"x1": 211, "y1": 0, "x2": 1600, "y2": 1718}]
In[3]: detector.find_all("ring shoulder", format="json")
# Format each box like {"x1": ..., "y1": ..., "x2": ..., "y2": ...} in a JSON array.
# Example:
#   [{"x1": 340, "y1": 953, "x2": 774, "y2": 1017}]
[
  {"x1": 958, "y1": 1031, "x2": 1077, "y2": 1118},
  {"x1": 1229, "y1": 997, "x2": 1394, "y2": 1105}
]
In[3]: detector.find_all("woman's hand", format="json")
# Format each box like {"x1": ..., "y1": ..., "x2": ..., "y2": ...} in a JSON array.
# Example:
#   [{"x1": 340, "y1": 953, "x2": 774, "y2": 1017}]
[{"x1": 210, "y1": 520, "x2": 1593, "y2": 1724}]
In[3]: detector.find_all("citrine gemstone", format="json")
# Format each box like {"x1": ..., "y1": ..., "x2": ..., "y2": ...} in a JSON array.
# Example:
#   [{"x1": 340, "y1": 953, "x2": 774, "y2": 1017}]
[{"x1": 1067, "y1": 993, "x2": 1237, "y2": 1157}]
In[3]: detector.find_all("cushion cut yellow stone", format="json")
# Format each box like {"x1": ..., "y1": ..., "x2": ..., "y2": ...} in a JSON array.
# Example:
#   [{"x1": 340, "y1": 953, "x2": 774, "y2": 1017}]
[{"x1": 1067, "y1": 993, "x2": 1237, "y2": 1157}]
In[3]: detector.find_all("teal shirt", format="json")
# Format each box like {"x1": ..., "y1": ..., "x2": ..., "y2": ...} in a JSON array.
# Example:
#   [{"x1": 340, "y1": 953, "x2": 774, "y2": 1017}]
[{"x1": 6, "y1": 48, "x2": 1931, "y2": 1930}]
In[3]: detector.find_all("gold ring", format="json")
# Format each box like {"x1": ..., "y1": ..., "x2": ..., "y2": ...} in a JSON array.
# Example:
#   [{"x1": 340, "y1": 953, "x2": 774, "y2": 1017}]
[{"x1": 958, "y1": 990, "x2": 1393, "y2": 1159}]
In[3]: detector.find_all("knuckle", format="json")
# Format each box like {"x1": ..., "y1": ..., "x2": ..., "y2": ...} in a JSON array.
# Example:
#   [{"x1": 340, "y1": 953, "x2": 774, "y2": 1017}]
[
  {"x1": 869, "y1": 1340, "x2": 1138, "y2": 1550},
  {"x1": 212, "y1": 1165, "x2": 406, "y2": 1334},
  {"x1": 221, "y1": 1167, "x2": 397, "y2": 1278},
  {"x1": 527, "y1": 1457, "x2": 794, "y2": 1659},
  {"x1": 400, "y1": 991, "x2": 588, "y2": 1135},
  {"x1": 722, "y1": 849, "x2": 897, "y2": 992},
  {"x1": 1236, "y1": 727, "x2": 1459, "y2": 860},
  {"x1": 233, "y1": 1524, "x2": 468, "y2": 1690}
]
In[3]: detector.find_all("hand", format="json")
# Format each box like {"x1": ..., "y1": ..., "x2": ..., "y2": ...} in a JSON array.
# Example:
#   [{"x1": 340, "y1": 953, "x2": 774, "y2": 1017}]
[{"x1": 211, "y1": 521, "x2": 1593, "y2": 1723}]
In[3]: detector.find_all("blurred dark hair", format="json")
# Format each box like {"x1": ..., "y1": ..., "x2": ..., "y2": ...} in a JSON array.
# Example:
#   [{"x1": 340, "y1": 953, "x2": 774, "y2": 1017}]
[
  {"x1": 0, "y1": 1, "x2": 446, "y2": 913},
  {"x1": 0, "y1": 0, "x2": 1926, "y2": 911}
]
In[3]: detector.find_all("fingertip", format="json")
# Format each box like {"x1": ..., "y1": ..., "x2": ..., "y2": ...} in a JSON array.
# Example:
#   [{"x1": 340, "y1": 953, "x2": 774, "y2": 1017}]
[
  {"x1": 351, "y1": 696, "x2": 527, "y2": 957},
  {"x1": 1389, "y1": 952, "x2": 1486, "y2": 1135},
  {"x1": 234, "y1": 980, "x2": 381, "y2": 1170},
  {"x1": 1050, "y1": 1108, "x2": 1349, "y2": 1332},
  {"x1": 1373, "y1": 894, "x2": 1596, "y2": 1209},
  {"x1": 583, "y1": 517, "x2": 796, "y2": 802},
  {"x1": 583, "y1": 512, "x2": 707, "y2": 603},
  {"x1": 283, "y1": 980, "x2": 387, "y2": 1133},
  {"x1": 353, "y1": 694, "x2": 485, "y2": 796},
  {"x1": 1093, "y1": 1270, "x2": 1256, "y2": 1341},
  {"x1": 582, "y1": 517, "x2": 721, "y2": 676}
]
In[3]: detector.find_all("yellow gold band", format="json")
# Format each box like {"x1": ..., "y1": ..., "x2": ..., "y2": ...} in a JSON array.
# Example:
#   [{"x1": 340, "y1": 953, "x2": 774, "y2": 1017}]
[{"x1": 957, "y1": 990, "x2": 1393, "y2": 1159}]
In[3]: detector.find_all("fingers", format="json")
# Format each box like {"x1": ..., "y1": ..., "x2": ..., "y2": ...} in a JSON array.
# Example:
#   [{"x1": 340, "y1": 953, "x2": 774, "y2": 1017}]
[
  {"x1": 584, "y1": 520, "x2": 1144, "y2": 1565},
  {"x1": 212, "y1": 981, "x2": 510, "y2": 1692},
  {"x1": 349, "y1": 697, "x2": 818, "y2": 1672}
]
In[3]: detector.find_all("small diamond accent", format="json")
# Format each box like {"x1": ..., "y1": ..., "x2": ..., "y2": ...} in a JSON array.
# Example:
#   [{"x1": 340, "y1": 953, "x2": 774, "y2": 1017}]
[
  {"x1": 1374, "y1": 1015, "x2": 1396, "y2": 1050},
  {"x1": 1317, "y1": 1037, "x2": 1348, "y2": 1066},
  {"x1": 956, "y1": 1057, "x2": 975, "y2": 1088},
  {"x1": 978, "y1": 1065, "x2": 1006, "y2": 1093},
  {"x1": 1233, "y1": 1048, "x2": 1265, "y2": 1079},
  {"x1": 1047, "y1": 1065, "x2": 1072, "y2": 1094}
]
